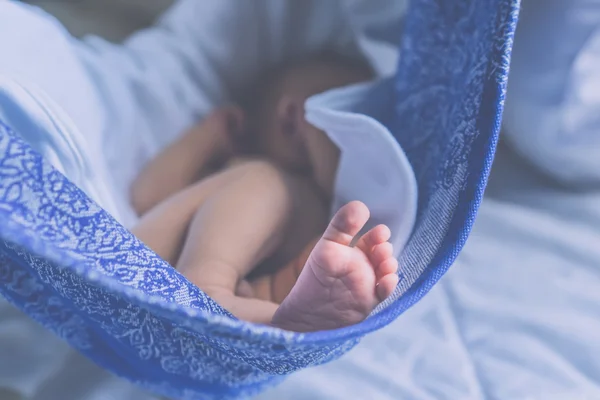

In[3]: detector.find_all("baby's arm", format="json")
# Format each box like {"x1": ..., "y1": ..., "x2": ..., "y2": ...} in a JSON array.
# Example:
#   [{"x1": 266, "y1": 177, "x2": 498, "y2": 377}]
[{"x1": 130, "y1": 107, "x2": 242, "y2": 215}]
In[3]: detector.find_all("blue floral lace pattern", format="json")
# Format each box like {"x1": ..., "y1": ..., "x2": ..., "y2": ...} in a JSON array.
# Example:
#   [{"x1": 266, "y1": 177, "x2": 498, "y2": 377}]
[
  {"x1": 0, "y1": 0, "x2": 520, "y2": 399},
  {"x1": 388, "y1": 0, "x2": 520, "y2": 310}
]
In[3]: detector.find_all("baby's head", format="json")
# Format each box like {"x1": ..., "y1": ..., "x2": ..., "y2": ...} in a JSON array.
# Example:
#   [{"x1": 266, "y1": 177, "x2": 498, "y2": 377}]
[{"x1": 245, "y1": 53, "x2": 373, "y2": 174}]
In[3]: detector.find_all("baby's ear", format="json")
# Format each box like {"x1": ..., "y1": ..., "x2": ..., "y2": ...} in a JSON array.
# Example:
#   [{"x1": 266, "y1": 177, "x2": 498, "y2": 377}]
[{"x1": 276, "y1": 96, "x2": 303, "y2": 137}]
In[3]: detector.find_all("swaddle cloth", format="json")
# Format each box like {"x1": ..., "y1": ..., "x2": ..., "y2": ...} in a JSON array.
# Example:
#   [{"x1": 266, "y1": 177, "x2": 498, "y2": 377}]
[
  {"x1": 0, "y1": 0, "x2": 519, "y2": 399},
  {"x1": 306, "y1": 79, "x2": 418, "y2": 256}
]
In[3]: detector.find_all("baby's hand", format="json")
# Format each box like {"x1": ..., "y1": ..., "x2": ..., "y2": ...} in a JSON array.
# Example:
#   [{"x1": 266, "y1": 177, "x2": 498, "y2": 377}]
[
  {"x1": 130, "y1": 106, "x2": 245, "y2": 215},
  {"x1": 200, "y1": 106, "x2": 246, "y2": 159}
]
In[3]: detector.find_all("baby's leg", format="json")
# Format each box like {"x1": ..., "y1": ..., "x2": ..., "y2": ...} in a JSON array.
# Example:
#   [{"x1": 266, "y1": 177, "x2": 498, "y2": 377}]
[
  {"x1": 131, "y1": 162, "x2": 242, "y2": 266},
  {"x1": 175, "y1": 160, "x2": 304, "y2": 323}
]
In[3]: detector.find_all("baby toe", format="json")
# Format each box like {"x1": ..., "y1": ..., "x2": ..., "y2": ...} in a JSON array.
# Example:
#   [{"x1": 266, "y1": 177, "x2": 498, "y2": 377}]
[
  {"x1": 376, "y1": 257, "x2": 398, "y2": 280},
  {"x1": 370, "y1": 241, "x2": 394, "y2": 267},
  {"x1": 356, "y1": 224, "x2": 391, "y2": 253},
  {"x1": 323, "y1": 201, "x2": 370, "y2": 246},
  {"x1": 376, "y1": 273, "x2": 399, "y2": 302}
]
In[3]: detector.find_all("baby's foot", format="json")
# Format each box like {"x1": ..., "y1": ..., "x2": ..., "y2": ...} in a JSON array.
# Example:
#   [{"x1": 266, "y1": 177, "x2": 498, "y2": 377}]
[{"x1": 272, "y1": 201, "x2": 399, "y2": 332}]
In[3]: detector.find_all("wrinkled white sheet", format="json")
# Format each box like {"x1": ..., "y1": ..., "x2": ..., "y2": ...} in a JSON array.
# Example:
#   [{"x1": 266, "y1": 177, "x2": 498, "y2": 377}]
[
  {"x1": 1, "y1": 0, "x2": 600, "y2": 399},
  {"x1": 504, "y1": 0, "x2": 600, "y2": 185}
]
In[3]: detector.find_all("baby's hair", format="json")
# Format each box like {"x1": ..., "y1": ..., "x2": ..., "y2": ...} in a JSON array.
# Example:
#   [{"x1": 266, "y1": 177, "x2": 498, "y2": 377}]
[
  {"x1": 232, "y1": 51, "x2": 374, "y2": 155},
  {"x1": 271, "y1": 51, "x2": 374, "y2": 82},
  {"x1": 237, "y1": 51, "x2": 374, "y2": 117}
]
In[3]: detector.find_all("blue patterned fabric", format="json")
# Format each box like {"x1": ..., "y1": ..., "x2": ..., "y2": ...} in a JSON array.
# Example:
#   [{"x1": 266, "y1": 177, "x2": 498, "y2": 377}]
[{"x1": 0, "y1": 0, "x2": 520, "y2": 399}]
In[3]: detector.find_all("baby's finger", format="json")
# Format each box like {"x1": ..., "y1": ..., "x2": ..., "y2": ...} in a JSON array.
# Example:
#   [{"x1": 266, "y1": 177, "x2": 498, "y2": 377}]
[
  {"x1": 223, "y1": 106, "x2": 246, "y2": 137},
  {"x1": 235, "y1": 279, "x2": 254, "y2": 298}
]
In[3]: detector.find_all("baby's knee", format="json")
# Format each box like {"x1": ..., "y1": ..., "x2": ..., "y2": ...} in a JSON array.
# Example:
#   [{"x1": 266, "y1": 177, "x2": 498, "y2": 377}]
[
  {"x1": 230, "y1": 159, "x2": 294, "y2": 212},
  {"x1": 232, "y1": 159, "x2": 289, "y2": 190},
  {"x1": 231, "y1": 159, "x2": 281, "y2": 177}
]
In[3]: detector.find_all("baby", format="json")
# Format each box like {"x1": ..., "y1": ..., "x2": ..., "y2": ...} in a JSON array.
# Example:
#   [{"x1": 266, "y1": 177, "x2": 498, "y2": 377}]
[{"x1": 130, "y1": 54, "x2": 399, "y2": 332}]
